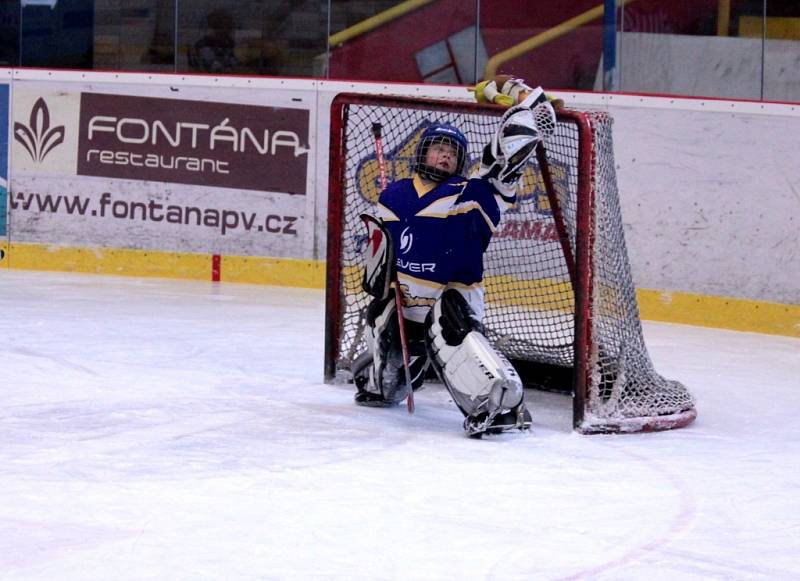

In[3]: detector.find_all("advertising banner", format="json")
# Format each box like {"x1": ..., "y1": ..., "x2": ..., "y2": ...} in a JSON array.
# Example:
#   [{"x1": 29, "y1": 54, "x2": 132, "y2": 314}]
[
  {"x1": 12, "y1": 90, "x2": 81, "y2": 176},
  {"x1": 77, "y1": 93, "x2": 309, "y2": 194},
  {"x1": 10, "y1": 83, "x2": 312, "y2": 258},
  {"x1": 9, "y1": 176, "x2": 304, "y2": 256}
]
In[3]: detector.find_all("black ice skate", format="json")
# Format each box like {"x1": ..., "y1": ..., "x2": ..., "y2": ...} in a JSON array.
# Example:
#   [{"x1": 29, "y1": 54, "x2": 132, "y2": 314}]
[
  {"x1": 353, "y1": 370, "x2": 400, "y2": 408},
  {"x1": 354, "y1": 388, "x2": 398, "y2": 407}
]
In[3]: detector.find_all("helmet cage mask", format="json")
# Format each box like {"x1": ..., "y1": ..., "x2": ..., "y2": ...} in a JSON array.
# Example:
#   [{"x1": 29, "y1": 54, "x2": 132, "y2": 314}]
[{"x1": 414, "y1": 125, "x2": 467, "y2": 182}]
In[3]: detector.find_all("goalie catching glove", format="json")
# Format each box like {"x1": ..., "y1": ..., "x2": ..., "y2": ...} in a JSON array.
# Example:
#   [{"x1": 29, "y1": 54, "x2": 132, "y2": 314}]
[
  {"x1": 475, "y1": 76, "x2": 557, "y2": 195},
  {"x1": 478, "y1": 103, "x2": 546, "y2": 196}
]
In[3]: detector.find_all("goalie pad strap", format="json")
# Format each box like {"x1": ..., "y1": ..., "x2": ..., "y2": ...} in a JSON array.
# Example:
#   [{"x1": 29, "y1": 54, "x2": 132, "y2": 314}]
[{"x1": 426, "y1": 289, "x2": 523, "y2": 418}]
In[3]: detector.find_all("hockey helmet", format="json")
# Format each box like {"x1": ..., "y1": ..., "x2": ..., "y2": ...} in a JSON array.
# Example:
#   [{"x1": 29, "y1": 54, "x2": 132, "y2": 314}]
[{"x1": 414, "y1": 123, "x2": 468, "y2": 182}]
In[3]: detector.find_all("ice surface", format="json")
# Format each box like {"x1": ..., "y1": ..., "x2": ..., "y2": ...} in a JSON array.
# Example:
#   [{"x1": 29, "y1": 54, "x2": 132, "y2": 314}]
[{"x1": 1, "y1": 270, "x2": 798, "y2": 580}]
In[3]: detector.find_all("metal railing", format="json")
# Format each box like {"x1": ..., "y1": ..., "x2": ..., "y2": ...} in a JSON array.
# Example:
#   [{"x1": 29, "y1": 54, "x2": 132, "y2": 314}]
[
  {"x1": 328, "y1": 0, "x2": 437, "y2": 48},
  {"x1": 483, "y1": 0, "x2": 640, "y2": 79}
]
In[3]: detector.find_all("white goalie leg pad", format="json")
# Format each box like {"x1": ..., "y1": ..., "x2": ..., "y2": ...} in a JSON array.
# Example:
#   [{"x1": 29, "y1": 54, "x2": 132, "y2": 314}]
[
  {"x1": 439, "y1": 332, "x2": 524, "y2": 415},
  {"x1": 426, "y1": 289, "x2": 523, "y2": 418}
]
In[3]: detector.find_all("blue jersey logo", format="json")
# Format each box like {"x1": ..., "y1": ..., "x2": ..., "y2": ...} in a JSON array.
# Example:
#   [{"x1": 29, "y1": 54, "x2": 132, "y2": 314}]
[{"x1": 399, "y1": 226, "x2": 413, "y2": 254}]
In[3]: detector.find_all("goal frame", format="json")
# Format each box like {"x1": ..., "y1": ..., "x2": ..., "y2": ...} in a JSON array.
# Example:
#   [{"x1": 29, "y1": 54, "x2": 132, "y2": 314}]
[{"x1": 324, "y1": 92, "x2": 696, "y2": 434}]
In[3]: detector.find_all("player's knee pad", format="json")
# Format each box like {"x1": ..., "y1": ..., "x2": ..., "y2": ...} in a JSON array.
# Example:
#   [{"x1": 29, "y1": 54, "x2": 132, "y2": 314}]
[
  {"x1": 426, "y1": 289, "x2": 523, "y2": 417},
  {"x1": 362, "y1": 296, "x2": 428, "y2": 403}
]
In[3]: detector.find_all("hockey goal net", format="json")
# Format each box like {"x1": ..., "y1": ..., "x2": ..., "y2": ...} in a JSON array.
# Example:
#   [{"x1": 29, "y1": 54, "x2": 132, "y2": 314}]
[{"x1": 324, "y1": 93, "x2": 696, "y2": 433}]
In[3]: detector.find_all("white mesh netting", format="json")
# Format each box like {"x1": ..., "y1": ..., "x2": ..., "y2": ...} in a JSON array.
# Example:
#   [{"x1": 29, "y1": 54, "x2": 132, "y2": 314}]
[{"x1": 325, "y1": 95, "x2": 696, "y2": 433}]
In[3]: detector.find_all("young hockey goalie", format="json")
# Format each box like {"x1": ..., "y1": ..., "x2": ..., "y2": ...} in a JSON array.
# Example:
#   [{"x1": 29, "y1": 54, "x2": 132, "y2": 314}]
[{"x1": 353, "y1": 77, "x2": 558, "y2": 437}]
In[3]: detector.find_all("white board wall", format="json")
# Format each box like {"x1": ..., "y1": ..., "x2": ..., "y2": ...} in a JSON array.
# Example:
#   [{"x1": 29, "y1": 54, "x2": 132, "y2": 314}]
[{"x1": 2, "y1": 69, "x2": 798, "y2": 305}]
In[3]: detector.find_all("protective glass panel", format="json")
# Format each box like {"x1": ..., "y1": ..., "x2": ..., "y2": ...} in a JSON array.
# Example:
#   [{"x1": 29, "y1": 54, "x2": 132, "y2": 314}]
[
  {"x1": 328, "y1": 0, "x2": 479, "y2": 83},
  {"x1": 20, "y1": 0, "x2": 94, "y2": 69},
  {"x1": 95, "y1": 0, "x2": 175, "y2": 72},
  {"x1": 761, "y1": 0, "x2": 800, "y2": 101},
  {"x1": 617, "y1": 0, "x2": 765, "y2": 100},
  {"x1": 178, "y1": 0, "x2": 325, "y2": 76},
  {"x1": 479, "y1": 0, "x2": 602, "y2": 91},
  {"x1": 0, "y1": 2, "x2": 19, "y2": 67}
]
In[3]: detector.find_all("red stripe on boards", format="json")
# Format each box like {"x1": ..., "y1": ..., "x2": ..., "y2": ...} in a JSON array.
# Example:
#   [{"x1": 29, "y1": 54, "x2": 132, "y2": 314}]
[{"x1": 212, "y1": 254, "x2": 221, "y2": 281}]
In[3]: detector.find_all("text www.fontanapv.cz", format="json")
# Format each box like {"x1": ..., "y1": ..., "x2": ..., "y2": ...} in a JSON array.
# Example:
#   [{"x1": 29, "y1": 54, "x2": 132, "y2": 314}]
[{"x1": 9, "y1": 191, "x2": 298, "y2": 236}]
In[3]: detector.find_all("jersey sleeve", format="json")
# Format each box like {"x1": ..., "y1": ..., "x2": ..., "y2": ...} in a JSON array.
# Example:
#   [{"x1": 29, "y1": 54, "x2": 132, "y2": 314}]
[
  {"x1": 450, "y1": 177, "x2": 513, "y2": 236},
  {"x1": 443, "y1": 177, "x2": 512, "y2": 287},
  {"x1": 376, "y1": 180, "x2": 410, "y2": 222}
]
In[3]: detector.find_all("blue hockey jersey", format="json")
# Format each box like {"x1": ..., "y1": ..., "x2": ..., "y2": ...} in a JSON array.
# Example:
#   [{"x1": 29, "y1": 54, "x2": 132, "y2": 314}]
[{"x1": 376, "y1": 173, "x2": 515, "y2": 323}]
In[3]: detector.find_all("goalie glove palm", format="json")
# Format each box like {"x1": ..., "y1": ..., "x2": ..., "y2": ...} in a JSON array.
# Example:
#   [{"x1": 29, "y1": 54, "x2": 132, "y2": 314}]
[{"x1": 478, "y1": 105, "x2": 542, "y2": 194}]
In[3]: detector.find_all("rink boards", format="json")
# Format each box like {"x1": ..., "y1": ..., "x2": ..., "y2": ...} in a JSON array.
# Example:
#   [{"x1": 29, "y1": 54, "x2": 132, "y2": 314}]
[{"x1": 0, "y1": 69, "x2": 797, "y2": 337}]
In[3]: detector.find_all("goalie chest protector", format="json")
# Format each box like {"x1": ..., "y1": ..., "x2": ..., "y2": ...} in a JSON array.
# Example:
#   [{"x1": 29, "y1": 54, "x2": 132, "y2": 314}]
[{"x1": 376, "y1": 175, "x2": 511, "y2": 317}]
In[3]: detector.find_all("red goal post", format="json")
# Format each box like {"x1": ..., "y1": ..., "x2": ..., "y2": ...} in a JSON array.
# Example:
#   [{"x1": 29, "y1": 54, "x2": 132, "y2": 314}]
[{"x1": 324, "y1": 92, "x2": 696, "y2": 434}]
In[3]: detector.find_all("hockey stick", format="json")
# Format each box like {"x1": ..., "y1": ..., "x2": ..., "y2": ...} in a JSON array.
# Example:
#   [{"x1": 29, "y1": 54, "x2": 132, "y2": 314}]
[{"x1": 371, "y1": 122, "x2": 415, "y2": 415}]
